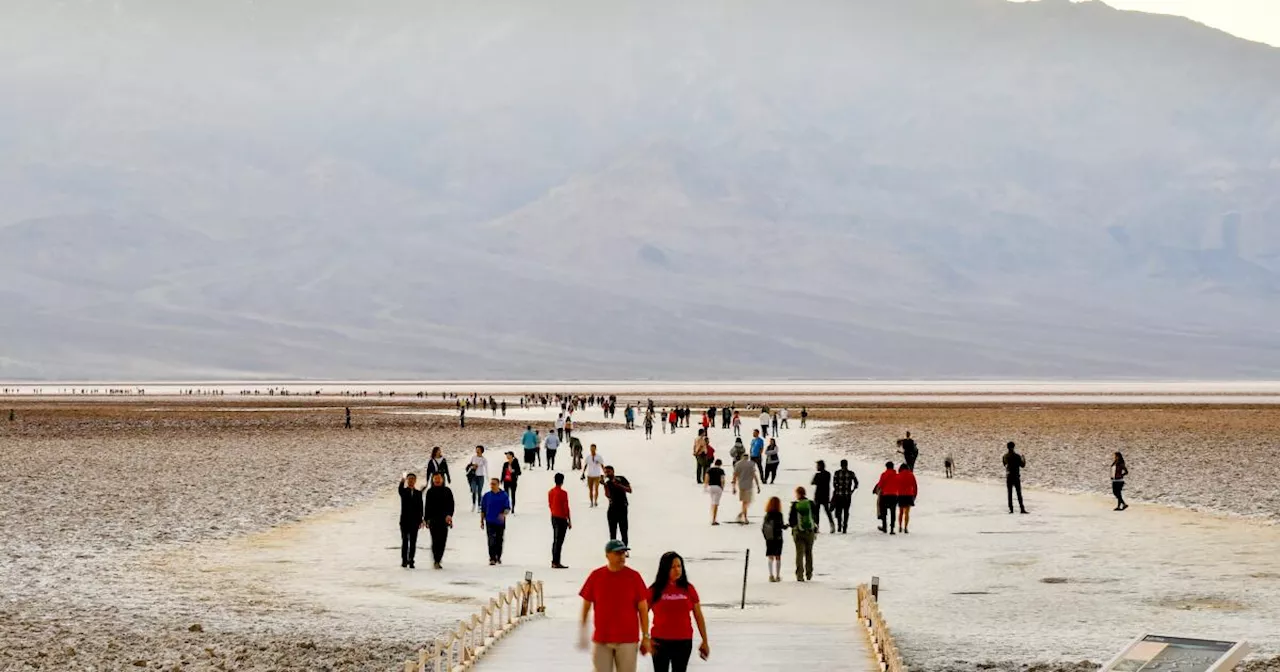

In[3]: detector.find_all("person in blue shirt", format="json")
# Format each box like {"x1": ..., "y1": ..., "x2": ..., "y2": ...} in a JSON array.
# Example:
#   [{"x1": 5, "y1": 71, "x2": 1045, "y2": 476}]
[
  {"x1": 522, "y1": 426, "x2": 539, "y2": 468},
  {"x1": 750, "y1": 430, "x2": 766, "y2": 481},
  {"x1": 480, "y1": 478, "x2": 512, "y2": 565}
]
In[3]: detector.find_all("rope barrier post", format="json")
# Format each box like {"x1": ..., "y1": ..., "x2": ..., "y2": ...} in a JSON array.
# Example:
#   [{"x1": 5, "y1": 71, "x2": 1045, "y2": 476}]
[
  {"x1": 871, "y1": 575, "x2": 880, "y2": 601},
  {"x1": 521, "y1": 571, "x2": 533, "y2": 617},
  {"x1": 740, "y1": 548, "x2": 750, "y2": 610}
]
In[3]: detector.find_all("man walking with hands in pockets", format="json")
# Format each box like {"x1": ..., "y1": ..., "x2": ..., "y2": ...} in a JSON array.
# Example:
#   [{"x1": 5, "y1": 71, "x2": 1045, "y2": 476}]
[{"x1": 579, "y1": 540, "x2": 652, "y2": 672}]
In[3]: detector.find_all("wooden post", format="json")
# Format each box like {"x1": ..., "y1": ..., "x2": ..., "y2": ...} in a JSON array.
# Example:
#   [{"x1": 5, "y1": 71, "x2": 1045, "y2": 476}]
[
  {"x1": 740, "y1": 548, "x2": 750, "y2": 609},
  {"x1": 871, "y1": 575, "x2": 880, "y2": 600}
]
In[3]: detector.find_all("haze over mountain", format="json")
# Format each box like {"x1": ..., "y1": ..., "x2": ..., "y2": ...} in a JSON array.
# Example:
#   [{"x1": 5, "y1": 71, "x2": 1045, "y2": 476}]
[{"x1": 2, "y1": 0, "x2": 1278, "y2": 380}]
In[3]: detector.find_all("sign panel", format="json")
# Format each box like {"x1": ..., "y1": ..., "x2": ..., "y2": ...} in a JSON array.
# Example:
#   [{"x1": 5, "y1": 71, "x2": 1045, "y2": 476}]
[{"x1": 1102, "y1": 635, "x2": 1250, "y2": 672}]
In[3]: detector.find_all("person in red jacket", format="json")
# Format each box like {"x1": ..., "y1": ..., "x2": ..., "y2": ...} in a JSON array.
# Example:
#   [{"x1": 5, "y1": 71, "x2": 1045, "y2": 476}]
[
  {"x1": 549, "y1": 473, "x2": 572, "y2": 569},
  {"x1": 896, "y1": 463, "x2": 918, "y2": 534},
  {"x1": 872, "y1": 461, "x2": 899, "y2": 535}
]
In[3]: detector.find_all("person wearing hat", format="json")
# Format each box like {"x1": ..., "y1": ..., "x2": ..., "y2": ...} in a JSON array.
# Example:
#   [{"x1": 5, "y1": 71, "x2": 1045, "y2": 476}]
[{"x1": 579, "y1": 539, "x2": 652, "y2": 671}]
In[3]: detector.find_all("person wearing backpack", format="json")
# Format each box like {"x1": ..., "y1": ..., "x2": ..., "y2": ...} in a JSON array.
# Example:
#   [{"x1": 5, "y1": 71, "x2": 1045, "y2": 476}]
[
  {"x1": 762, "y1": 497, "x2": 786, "y2": 582},
  {"x1": 788, "y1": 487, "x2": 818, "y2": 582}
]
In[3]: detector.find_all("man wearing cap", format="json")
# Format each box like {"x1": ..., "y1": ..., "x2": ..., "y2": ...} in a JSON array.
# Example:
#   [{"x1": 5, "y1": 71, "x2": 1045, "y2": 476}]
[{"x1": 579, "y1": 540, "x2": 652, "y2": 671}]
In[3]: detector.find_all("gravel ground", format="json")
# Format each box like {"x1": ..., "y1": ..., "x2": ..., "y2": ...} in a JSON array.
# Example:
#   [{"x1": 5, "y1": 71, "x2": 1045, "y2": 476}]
[
  {"x1": 0, "y1": 403, "x2": 525, "y2": 671},
  {"x1": 816, "y1": 405, "x2": 1280, "y2": 521}
]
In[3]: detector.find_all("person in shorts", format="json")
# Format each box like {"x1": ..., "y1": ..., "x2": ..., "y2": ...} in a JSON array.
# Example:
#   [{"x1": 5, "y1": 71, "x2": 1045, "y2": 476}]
[
  {"x1": 579, "y1": 540, "x2": 652, "y2": 672},
  {"x1": 582, "y1": 444, "x2": 606, "y2": 507},
  {"x1": 704, "y1": 459, "x2": 726, "y2": 525},
  {"x1": 896, "y1": 463, "x2": 917, "y2": 534}
]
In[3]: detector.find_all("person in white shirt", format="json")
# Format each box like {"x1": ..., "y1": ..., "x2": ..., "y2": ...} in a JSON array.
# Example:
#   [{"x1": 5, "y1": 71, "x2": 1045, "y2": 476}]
[
  {"x1": 581, "y1": 444, "x2": 607, "y2": 508},
  {"x1": 759, "y1": 411, "x2": 771, "y2": 438},
  {"x1": 780, "y1": 408, "x2": 790, "y2": 429},
  {"x1": 555, "y1": 414, "x2": 566, "y2": 442},
  {"x1": 466, "y1": 445, "x2": 490, "y2": 512}
]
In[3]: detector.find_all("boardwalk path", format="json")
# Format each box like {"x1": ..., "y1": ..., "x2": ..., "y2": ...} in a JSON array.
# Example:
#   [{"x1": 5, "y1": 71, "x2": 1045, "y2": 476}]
[{"x1": 480, "y1": 616, "x2": 875, "y2": 671}]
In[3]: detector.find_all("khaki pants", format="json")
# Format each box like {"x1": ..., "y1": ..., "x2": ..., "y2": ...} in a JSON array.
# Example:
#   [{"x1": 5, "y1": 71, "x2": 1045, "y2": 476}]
[{"x1": 592, "y1": 642, "x2": 639, "y2": 672}]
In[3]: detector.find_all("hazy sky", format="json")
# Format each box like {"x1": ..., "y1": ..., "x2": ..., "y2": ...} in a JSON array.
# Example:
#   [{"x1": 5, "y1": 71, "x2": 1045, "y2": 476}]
[{"x1": 1015, "y1": 0, "x2": 1280, "y2": 47}]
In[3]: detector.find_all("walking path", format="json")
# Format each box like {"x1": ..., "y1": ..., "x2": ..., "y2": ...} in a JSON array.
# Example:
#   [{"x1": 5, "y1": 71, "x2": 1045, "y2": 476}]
[
  {"x1": 479, "y1": 616, "x2": 873, "y2": 671},
  {"x1": 172, "y1": 404, "x2": 1280, "y2": 669}
]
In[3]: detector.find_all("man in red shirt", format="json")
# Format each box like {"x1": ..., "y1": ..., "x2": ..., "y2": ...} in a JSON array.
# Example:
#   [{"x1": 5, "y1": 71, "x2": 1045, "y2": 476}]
[
  {"x1": 549, "y1": 473, "x2": 572, "y2": 569},
  {"x1": 873, "y1": 461, "x2": 900, "y2": 535},
  {"x1": 579, "y1": 539, "x2": 651, "y2": 672}
]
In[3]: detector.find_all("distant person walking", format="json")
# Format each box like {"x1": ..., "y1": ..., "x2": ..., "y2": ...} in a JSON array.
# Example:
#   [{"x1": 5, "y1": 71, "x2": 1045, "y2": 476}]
[
  {"x1": 466, "y1": 446, "x2": 489, "y2": 512},
  {"x1": 502, "y1": 451, "x2": 522, "y2": 513},
  {"x1": 546, "y1": 431, "x2": 561, "y2": 471},
  {"x1": 550, "y1": 473, "x2": 573, "y2": 569},
  {"x1": 704, "y1": 459, "x2": 726, "y2": 525},
  {"x1": 1003, "y1": 442, "x2": 1029, "y2": 514},
  {"x1": 480, "y1": 478, "x2": 511, "y2": 565},
  {"x1": 648, "y1": 551, "x2": 711, "y2": 671},
  {"x1": 731, "y1": 411, "x2": 741, "y2": 437},
  {"x1": 344, "y1": 407, "x2": 352, "y2": 429},
  {"x1": 522, "y1": 426, "x2": 539, "y2": 468},
  {"x1": 571, "y1": 435, "x2": 586, "y2": 471},
  {"x1": 459, "y1": 405, "x2": 466, "y2": 429},
  {"x1": 831, "y1": 459, "x2": 858, "y2": 534},
  {"x1": 770, "y1": 412, "x2": 779, "y2": 437},
  {"x1": 1111, "y1": 452, "x2": 1129, "y2": 511},
  {"x1": 565, "y1": 415, "x2": 575, "y2": 445},
  {"x1": 578, "y1": 540, "x2": 652, "y2": 671},
  {"x1": 944, "y1": 453, "x2": 955, "y2": 479},
  {"x1": 693, "y1": 430, "x2": 709, "y2": 484},
  {"x1": 583, "y1": 444, "x2": 607, "y2": 507},
  {"x1": 397, "y1": 473, "x2": 425, "y2": 568},
  {"x1": 557, "y1": 413, "x2": 567, "y2": 442},
  {"x1": 759, "y1": 410, "x2": 770, "y2": 438},
  {"x1": 721, "y1": 406, "x2": 731, "y2": 430},
  {"x1": 763, "y1": 438, "x2": 780, "y2": 484},
  {"x1": 788, "y1": 487, "x2": 818, "y2": 582},
  {"x1": 729, "y1": 437, "x2": 746, "y2": 465},
  {"x1": 423, "y1": 472, "x2": 455, "y2": 569},
  {"x1": 426, "y1": 446, "x2": 451, "y2": 485},
  {"x1": 810, "y1": 461, "x2": 836, "y2": 533},
  {"x1": 873, "y1": 461, "x2": 899, "y2": 534},
  {"x1": 749, "y1": 430, "x2": 765, "y2": 481},
  {"x1": 800, "y1": 407, "x2": 808, "y2": 428},
  {"x1": 732, "y1": 452, "x2": 762, "y2": 524},
  {"x1": 644, "y1": 412, "x2": 654, "y2": 439},
  {"x1": 900, "y1": 431, "x2": 919, "y2": 470},
  {"x1": 779, "y1": 408, "x2": 789, "y2": 429},
  {"x1": 604, "y1": 466, "x2": 633, "y2": 546},
  {"x1": 762, "y1": 496, "x2": 786, "y2": 582},
  {"x1": 897, "y1": 463, "x2": 917, "y2": 534}
]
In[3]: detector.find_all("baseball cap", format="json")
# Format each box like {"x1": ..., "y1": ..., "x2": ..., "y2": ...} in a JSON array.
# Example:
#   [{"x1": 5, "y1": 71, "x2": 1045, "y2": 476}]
[{"x1": 604, "y1": 539, "x2": 629, "y2": 554}]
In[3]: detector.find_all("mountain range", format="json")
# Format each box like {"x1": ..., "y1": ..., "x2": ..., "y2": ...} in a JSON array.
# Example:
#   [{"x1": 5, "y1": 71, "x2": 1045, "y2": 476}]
[{"x1": 1, "y1": 0, "x2": 1278, "y2": 379}]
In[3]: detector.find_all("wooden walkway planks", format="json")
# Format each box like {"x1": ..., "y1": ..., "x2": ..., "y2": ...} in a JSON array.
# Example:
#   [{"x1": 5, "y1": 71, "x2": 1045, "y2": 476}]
[{"x1": 477, "y1": 616, "x2": 876, "y2": 671}]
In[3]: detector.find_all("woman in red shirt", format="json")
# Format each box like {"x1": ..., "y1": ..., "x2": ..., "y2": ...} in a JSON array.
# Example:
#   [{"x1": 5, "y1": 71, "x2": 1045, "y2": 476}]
[
  {"x1": 648, "y1": 551, "x2": 710, "y2": 671},
  {"x1": 896, "y1": 463, "x2": 918, "y2": 534},
  {"x1": 873, "y1": 461, "x2": 899, "y2": 535}
]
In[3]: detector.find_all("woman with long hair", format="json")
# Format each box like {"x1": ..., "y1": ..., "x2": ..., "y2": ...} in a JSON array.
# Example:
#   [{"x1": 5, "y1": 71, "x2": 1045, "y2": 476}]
[
  {"x1": 648, "y1": 551, "x2": 710, "y2": 671},
  {"x1": 762, "y1": 497, "x2": 786, "y2": 582},
  {"x1": 1111, "y1": 452, "x2": 1129, "y2": 511}
]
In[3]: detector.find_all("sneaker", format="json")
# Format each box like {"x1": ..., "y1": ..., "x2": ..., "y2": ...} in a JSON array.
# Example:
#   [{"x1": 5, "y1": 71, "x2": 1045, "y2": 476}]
[
  {"x1": 409, "y1": 562, "x2": 415, "y2": 569},
  {"x1": 489, "y1": 560, "x2": 496, "y2": 566},
  {"x1": 433, "y1": 563, "x2": 442, "y2": 570}
]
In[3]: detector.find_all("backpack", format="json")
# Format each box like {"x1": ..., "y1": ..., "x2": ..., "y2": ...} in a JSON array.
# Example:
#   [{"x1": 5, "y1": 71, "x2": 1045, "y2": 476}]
[{"x1": 794, "y1": 500, "x2": 816, "y2": 533}]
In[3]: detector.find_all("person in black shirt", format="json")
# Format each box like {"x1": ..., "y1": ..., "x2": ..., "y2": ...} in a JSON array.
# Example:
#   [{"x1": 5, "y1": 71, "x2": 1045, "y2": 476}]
[
  {"x1": 1003, "y1": 442, "x2": 1028, "y2": 514},
  {"x1": 397, "y1": 473, "x2": 425, "y2": 568},
  {"x1": 426, "y1": 446, "x2": 451, "y2": 485},
  {"x1": 900, "y1": 432, "x2": 919, "y2": 471},
  {"x1": 704, "y1": 459, "x2": 726, "y2": 525},
  {"x1": 831, "y1": 460, "x2": 859, "y2": 534},
  {"x1": 810, "y1": 461, "x2": 836, "y2": 533},
  {"x1": 502, "y1": 451, "x2": 522, "y2": 513},
  {"x1": 423, "y1": 473, "x2": 455, "y2": 569},
  {"x1": 603, "y1": 465, "x2": 632, "y2": 545}
]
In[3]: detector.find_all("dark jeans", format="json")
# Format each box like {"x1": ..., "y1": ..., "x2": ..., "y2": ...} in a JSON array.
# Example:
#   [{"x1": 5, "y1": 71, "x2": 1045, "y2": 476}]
[
  {"x1": 832, "y1": 495, "x2": 851, "y2": 533},
  {"x1": 1112, "y1": 480, "x2": 1126, "y2": 506},
  {"x1": 764, "y1": 461, "x2": 778, "y2": 484},
  {"x1": 486, "y1": 523, "x2": 506, "y2": 561},
  {"x1": 428, "y1": 520, "x2": 449, "y2": 563},
  {"x1": 878, "y1": 496, "x2": 898, "y2": 532},
  {"x1": 505, "y1": 481, "x2": 518, "y2": 512},
  {"x1": 546, "y1": 450, "x2": 557, "y2": 470},
  {"x1": 557, "y1": 428, "x2": 564, "y2": 441},
  {"x1": 751, "y1": 456, "x2": 764, "y2": 481},
  {"x1": 652, "y1": 638, "x2": 693, "y2": 672},
  {"x1": 813, "y1": 500, "x2": 836, "y2": 532},
  {"x1": 608, "y1": 506, "x2": 629, "y2": 546},
  {"x1": 551, "y1": 517, "x2": 569, "y2": 565},
  {"x1": 468, "y1": 476, "x2": 482, "y2": 508},
  {"x1": 399, "y1": 524, "x2": 419, "y2": 565},
  {"x1": 1007, "y1": 477, "x2": 1026, "y2": 512}
]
